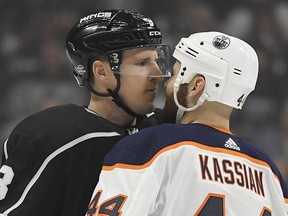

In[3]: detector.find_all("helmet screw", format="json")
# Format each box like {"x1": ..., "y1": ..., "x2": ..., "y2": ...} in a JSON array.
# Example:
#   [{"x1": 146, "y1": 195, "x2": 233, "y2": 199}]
[{"x1": 215, "y1": 83, "x2": 220, "y2": 87}]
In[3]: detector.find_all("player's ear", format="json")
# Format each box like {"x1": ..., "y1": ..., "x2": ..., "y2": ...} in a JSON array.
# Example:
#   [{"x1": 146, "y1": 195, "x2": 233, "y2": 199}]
[
  {"x1": 91, "y1": 60, "x2": 117, "y2": 91},
  {"x1": 92, "y1": 60, "x2": 108, "y2": 79},
  {"x1": 187, "y1": 75, "x2": 205, "y2": 101}
]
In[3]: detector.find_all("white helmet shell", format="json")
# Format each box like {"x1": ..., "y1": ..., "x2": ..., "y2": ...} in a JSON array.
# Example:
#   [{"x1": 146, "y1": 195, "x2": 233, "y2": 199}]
[{"x1": 172, "y1": 31, "x2": 259, "y2": 109}]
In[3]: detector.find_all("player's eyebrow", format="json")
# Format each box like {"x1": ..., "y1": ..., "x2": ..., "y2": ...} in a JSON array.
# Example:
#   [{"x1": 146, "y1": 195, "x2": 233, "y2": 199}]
[{"x1": 136, "y1": 56, "x2": 157, "y2": 63}]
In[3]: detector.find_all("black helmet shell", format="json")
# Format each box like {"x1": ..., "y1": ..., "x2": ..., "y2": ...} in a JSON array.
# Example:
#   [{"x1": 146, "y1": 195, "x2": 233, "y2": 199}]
[{"x1": 66, "y1": 9, "x2": 162, "y2": 86}]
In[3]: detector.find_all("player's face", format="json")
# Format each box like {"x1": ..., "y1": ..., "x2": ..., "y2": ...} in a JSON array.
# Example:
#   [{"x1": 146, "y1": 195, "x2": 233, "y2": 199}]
[
  {"x1": 162, "y1": 61, "x2": 187, "y2": 119},
  {"x1": 117, "y1": 47, "x2": 164, "y2": 114}
]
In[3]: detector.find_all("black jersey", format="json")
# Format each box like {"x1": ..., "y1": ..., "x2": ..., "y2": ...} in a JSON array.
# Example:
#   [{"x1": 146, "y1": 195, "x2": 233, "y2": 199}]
[{"x1": 0, "y1": 104, "x2": 161, "y2": 216}]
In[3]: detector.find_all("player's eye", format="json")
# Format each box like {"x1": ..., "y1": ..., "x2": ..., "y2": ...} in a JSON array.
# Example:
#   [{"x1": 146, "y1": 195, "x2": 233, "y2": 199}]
[{"x1": 136, "y1": 59, "x2": 149, "y2": 66}]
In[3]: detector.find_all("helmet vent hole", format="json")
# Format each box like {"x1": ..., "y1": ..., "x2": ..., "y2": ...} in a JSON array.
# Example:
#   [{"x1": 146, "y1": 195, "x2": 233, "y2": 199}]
[
  {"x1": 234, "y1": 68, "x2": 242, "y2": 75},
  {"x1": 181, "y1": 72, "x2": 185, "y2": 76},
  {"x1": 183, "y1": 67, "x2": 186, "y2": 71},
  {"x1": 215, "y1": 83, "x2": 220, "y2": 87},
  {"x1": 200, "y1": 42, "x2": 204, "y2": 45}
]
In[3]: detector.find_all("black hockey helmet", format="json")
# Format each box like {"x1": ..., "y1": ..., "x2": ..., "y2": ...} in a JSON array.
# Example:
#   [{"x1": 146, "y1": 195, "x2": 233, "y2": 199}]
[{"x1": 66, "y1": 9, "x2": 169, "y2": 87}]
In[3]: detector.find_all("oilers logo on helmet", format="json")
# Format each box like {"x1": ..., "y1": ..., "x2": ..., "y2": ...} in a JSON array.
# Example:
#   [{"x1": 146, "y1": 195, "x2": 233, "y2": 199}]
[{"x1": 212, "y1": 35, "x2": 230, "y2": 49}]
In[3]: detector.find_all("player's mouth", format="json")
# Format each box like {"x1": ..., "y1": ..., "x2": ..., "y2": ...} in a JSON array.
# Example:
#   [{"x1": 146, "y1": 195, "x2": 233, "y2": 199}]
[{"x1": 147, "y1": 88, "x2": 157, "y2": 92}]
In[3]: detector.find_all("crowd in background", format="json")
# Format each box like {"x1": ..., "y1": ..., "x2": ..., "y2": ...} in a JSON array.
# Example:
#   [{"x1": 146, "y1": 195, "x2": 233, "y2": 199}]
[{"x1": 1, "y1": 0, "x2": 288, "y2": 181}]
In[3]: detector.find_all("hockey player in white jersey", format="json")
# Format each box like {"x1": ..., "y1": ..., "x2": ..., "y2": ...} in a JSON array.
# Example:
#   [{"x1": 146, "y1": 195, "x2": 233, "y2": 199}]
[{"x1": 86, "y1": 32, "x2": 288, "y2": 216}]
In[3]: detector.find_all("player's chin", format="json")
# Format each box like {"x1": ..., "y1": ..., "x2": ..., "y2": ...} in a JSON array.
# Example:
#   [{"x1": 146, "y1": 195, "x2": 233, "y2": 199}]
[
  {"x1": 135, "y1": 92, "x2": 157, "y2": 113},
  {"x1": 145, "y1": 90, "x2": 157, "y2": 99},
  {"x1": 136, "y1": 103, "x2": 155, "y2": 115},
  {"x1": 145, "y1": 91, "x2": 158, "y2": 103}
]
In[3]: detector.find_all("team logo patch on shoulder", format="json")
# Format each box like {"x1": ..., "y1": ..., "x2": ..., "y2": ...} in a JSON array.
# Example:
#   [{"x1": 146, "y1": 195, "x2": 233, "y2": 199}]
[
  {"x1": 212, "y1": 35, "x2": 230, "y2": 49},
  {"x1": 224, "y1": 138, "x2": 240, "y2": 151}
]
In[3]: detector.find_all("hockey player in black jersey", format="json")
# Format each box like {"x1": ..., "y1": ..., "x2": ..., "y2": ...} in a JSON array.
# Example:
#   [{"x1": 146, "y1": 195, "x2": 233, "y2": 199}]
[{"x1": 0, "y1": 9, "x2": 172, "y2": 216}]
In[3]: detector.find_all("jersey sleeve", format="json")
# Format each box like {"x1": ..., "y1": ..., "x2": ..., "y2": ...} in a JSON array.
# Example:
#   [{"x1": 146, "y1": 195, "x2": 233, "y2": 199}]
[
  {"x1": 0, "y1": 125, "x2": 68, "y2": 216},
  {"x1": 85, "y1": 125, "x2": 176, "y2": 216},
  {"x1": 86, "y1": 165, "x2": 162, "y2": 216}
]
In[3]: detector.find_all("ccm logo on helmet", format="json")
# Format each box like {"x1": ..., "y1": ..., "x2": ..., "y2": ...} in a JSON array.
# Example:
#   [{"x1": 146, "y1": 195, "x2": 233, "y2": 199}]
[
  {"x1": 79, "y1": 12, "x2": 112, "y2": 23},
  {"x1": 149, "y1": 31, "x2": 161, "y2": 36}
]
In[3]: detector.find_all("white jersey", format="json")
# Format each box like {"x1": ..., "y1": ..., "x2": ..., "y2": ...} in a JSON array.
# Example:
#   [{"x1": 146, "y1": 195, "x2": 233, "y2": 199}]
[{"x1": 86, "y1": 123, "x2": 288, "y2": 216}]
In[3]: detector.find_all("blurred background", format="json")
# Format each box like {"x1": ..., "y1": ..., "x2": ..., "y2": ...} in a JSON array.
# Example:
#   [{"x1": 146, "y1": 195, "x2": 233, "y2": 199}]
[{"x1": 0, "y1": 0, "x2": 287, "y2": 182}]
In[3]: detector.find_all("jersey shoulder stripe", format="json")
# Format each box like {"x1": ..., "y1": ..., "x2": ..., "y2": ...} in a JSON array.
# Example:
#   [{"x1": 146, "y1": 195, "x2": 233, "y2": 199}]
[
  {"x1": 3, "y1": 131, "x2": 121, "y2": 215},
  {"x1": 6, "y1": 104, "x2": 127, "y2": 156}
]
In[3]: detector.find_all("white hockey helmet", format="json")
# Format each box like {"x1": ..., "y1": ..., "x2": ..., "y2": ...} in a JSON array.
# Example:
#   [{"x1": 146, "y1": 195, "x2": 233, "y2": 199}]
[{"x1": 172, "y1": 31, "x2": 259, "y2": 114}]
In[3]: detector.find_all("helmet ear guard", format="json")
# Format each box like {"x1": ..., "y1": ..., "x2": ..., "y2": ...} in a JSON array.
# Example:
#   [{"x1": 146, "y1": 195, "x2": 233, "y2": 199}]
[{"x1": 172, "y1": 31, "x2": 259, "y2": 114}]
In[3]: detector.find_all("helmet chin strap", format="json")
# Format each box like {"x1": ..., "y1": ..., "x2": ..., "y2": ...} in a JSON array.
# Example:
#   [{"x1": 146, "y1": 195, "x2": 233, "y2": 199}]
[
  {"x1": 174, "y1": 93, "x2": 209, "y2": 123},
  {"x1": 173, "y1": 77, "x2": 209, "y2": 123},
  {"x1": 86, "y1": 74, "x2": 143, "y2": 119},
  {"x1": 107, "y1": 89, "x2": 143, "y2": 119},
  {"x1": 108, "y1": 74, "x2": 143, "y2": 119}
]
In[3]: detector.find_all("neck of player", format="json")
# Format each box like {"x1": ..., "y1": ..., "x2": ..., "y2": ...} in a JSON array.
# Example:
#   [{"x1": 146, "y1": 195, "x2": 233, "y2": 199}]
[
  {"x1": 87, "y1": 96, "x2": 136, "y2": 127},
  {"x1": 181, "y1": 101, "x2": 232, "y2": 131}
]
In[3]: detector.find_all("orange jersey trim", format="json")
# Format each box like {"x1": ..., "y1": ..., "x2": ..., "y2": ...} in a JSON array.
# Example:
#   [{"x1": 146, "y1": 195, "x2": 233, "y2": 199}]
[{"x1": 211, "y1": 126, "x2": 233, "y2": 135}]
